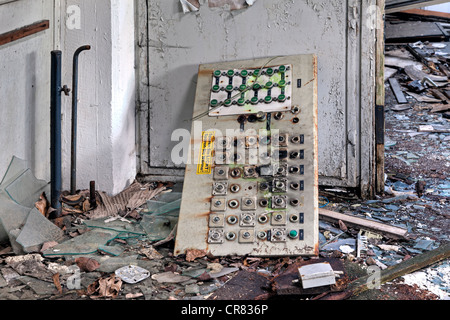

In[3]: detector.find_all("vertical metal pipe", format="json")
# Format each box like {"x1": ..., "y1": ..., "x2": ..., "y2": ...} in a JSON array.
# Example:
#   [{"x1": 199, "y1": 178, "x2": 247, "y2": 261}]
[
  {"x1": 70, "y1": 45, "x2": 91, "y2": 195},
  {"x1": 50, "y1": 51, "x2": 62, "y2": 212},
  {"x1": 89, "y1": 181, "x2": 97, "y2": 210}
]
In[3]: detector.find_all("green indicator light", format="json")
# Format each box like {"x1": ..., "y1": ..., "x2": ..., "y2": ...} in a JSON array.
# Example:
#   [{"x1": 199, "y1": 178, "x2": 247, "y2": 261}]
[
  {"x1": 211, "y1": 99, "x2": 219, "y2": 107},
  {"x1": 239, "y1": 84, "x2": 247, "y2": 92},
  {"x1": 264, "y1": 96, "x2": 272, "y2": 103},
  {"x1": 214, "y1": 70, "x2": 222, "y2": 77},
  {"x1": 265, "y1": 81, "x2": 273, "y2": 89},
  {"x1": 289, "y1": 230, "x2": 298, "y2": 239},
  {"x1": 226, "y1": 85, "x2": 234, "y2": 92},
  {"x1": 278, "y1": 94, "x2": 286, "y2": 102},
  {"x1": 278, "y1": 80, "x2": 286, "y2": 88},
  {"x1": 212, "y1": 85, "x2": 220, "y2": 92},
  {"x1": 237, "y1": 98, "x2": 246, "y2": 106},
  {"x1": 224, "y1": 99, "x2": 232, "y2": 107},
  {"x1": 279, "y1": 65, "x2": 286, "y2": 73},
  {"x1": 251, "y1": 97, "x2": 259, "y2": 105},
  {"x1": 253, "y1": 69, "x2": 260, "y2": 76},
  {"x1": 240, "y1": 70, "x2": 248, "y2": 77},
  {"x1": 227, "y1": 70, "x2": 235, "y2": 77},
  {"x1": 253, "y1": 83, "x2": 261, "y2": 90},
  {"x1": 266, "y1": 68, "x2": 274, "y2": 76}
]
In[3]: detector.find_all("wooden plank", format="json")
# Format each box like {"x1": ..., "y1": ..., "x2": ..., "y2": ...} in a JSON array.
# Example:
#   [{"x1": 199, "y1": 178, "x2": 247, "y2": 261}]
[
  {"x1": 386, "y1": 0, "x2": 450, "y2": 14},
  {"x1": 440, "y1": 65, "x2": 450, "y2": 79},
  {"x1": 418, "y1": 125, "x2": 450, "y2": 133},
  {"x1": 386, "y1": 21, "x2": 447, "y2": 44},
  {"x1": 400, "y1": 8, "x2": 450, "y2": 20},
  {"x1": 388, "y1": 78, "x2": 408, "y2": 104},
  {"x1": 444, "y1": 90, "x2": 450, "y2": 100},
  {"x1": 346, "y1": 242, "x2": 450, "y2": 297},
  {"x1": 319, "y1": 208, "x2": 409, "y2": 240},
  {"x1": 430, "y1": 89, "x2": 450, "y2": 103},
  {"x1": 429, "y1": 104, "x2": 450, "y2": 113},
  {"x1": 376, "y1": 0, "x2": 386, "y2": 195},
  {"x1": 0, "y1": 20, "x2": 49, "y2": 46}
]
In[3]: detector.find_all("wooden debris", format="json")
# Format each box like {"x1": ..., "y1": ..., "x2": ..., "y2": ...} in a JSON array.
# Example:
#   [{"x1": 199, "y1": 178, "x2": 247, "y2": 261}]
[
  {"x1": 75, "y1": 257, "x2": 100, "y2": 272},
  {"x1": 429, "y1": 104, "x2": 450, "y2": 113},
  {"x1": 0, "y1": 20, "x2": 50, "y2": 46},
  {"x1": 385, "y1": 21, "x2": 448, "y2": 43},
  {"x1": 208, "y1": 270, "x2": 272, "y2": 300},
  {"x1": 185, "y1": 249, "x2": 207, "y2": 262},
  {"x1": 345, "y1": 242, "x2": 450, "y2": 298},
  {"x1": 404, "y1": 65, "x2": 448, "y2": 83},
  {"x1": 407, "y1": 91, "x2": 442, "y2": 103},
  {"x1": 389, "y1": 78, "x2": 408, "y2": 104},
  {"x1": 139, "y1": 246, "x2": 163, "y2": 260},
  {"x1": 35, "y1": 192, "x2": 50, "y2": 218},
  {"x1": 429, "y1": 88, "x2": 450, "y2": 103},
  {"x1": 53, "y1": 273, "x2": 63, "y2": 295},
  {"x1": 319, "y1": 209, "x2": 409, "y2": 240},
  {"x1": 418, "y1": 125, "x2": 450, "y2": 133}
]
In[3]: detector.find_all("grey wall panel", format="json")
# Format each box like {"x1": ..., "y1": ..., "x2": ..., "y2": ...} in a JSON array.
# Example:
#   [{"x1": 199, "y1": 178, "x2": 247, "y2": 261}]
[{"x1": 137, "y1": 0, "x2": 377, "y2": 195}]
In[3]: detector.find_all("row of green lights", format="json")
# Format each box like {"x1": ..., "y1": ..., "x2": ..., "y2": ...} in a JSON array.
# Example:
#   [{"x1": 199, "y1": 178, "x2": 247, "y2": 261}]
[
  {"x1": 210, "y1": 94, "x2": 287, "y2": 107},
  {"x1": 214, "y1": 66, "x2": 287, "y2": 78},
  {"x1": 212, "y1": 80, "x2": 287, "y2": 93}
]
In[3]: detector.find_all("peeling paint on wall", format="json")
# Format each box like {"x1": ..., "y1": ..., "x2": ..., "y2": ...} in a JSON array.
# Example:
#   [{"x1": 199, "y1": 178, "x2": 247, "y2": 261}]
[
  {"x1": 180, "y1": 0, "x2": 200, "y2": 13},
  {"x1": 208, "y1": 0, "x2": 250, "y2": 11},
  {"x1": 140, "y1": 0, "x2": 376, "y2": 190}
]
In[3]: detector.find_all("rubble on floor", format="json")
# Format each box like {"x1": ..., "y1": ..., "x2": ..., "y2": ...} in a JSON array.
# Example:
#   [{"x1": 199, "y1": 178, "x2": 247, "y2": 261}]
[
  {"x1": 0, "y1": 12, "x2": 449, "y2": 301},
  {"x1": 0, "y1": 162, "x2": 448, "y2": 301}
]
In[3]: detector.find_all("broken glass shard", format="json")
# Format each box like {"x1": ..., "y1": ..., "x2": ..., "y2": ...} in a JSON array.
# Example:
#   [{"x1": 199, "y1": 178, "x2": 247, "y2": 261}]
[
  {"x1": 15, "y1": 208, "x2": 66, "y2": 253},
  {"x1": 0, "y1": 157, "x2": 49, "y2": 208},
  {"x1": 140, "y1": 214, "x2": 178, "y2": 241},
  {"x1": 83, "y1": 218, "x2": 146, "y2": 236},
  {"x1": 42, "y1": 229, "x2": 120, "y2": 257},
  {"x1": 0, "y1": 192, "x2": 32, "y2": 243},
  {"x1": 321, "y1": 238, "x2": 356, "y2": 251},
  {"x1": 150, "y1": 199, "x2": 182, "y2": 216},
  {"x1": 98, "y1": 245, "x2": 125, "y2": 257},
  {"x1": 414, "y1": 239, "x2": 435, "y2": 251},
  {"x1": 146, "y1": 192, "x2": 182, "y2": 213},
  {"x1": 154, "y1": 192, "x2": 182, "y2": 203}
]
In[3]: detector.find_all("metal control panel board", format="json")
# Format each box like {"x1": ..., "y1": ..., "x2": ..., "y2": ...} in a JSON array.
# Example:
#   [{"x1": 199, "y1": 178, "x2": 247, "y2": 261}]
[{"x1": 174, "y1": 54, "x2": 319, "y2": 257}]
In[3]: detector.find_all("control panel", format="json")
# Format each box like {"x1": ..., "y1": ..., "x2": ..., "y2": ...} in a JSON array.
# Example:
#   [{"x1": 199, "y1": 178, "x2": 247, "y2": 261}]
[{"x1": 174, "y1": 54, "x2": 319, "y2": 257}]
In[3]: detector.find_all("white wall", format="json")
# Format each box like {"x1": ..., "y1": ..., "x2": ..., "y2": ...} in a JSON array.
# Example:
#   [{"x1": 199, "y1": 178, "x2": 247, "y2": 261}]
[
  {"x1": 0, "y1": 0, "x2": 54, "y2": 182},
  {"x1": 60, "y1": 0, "x2": 136, "y2": 195}
]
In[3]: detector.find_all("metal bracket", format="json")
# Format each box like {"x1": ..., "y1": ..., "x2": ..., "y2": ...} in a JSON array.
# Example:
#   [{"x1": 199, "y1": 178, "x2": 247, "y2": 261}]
[{"x1": 375, "y1": 104, "x2": 385, "y2": 145}]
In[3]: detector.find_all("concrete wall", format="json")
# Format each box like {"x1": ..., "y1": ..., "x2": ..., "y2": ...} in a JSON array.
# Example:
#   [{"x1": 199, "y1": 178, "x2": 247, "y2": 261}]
[
  {"x1": 0, "y1": 0, "x2": 54, "y2": 182},
  {"x1": 60, "y1": 0, "x2": 136, "y2": 195}
]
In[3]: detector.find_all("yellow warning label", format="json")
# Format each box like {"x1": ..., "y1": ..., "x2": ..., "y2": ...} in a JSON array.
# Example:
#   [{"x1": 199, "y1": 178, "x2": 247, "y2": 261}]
[{"x1": 197, "y1": 132, "x2": 215, "y2": 175}]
